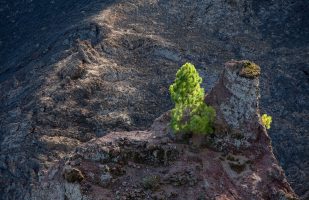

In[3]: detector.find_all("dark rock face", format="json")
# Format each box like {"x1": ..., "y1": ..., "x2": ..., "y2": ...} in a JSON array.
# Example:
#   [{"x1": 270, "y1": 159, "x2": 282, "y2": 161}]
[
  {"x1": 0, "y1": 0, "x2": 308, "y2": 199},
  {"x1": 32, "y1": 61, "x2": 297, "y2": 199}
]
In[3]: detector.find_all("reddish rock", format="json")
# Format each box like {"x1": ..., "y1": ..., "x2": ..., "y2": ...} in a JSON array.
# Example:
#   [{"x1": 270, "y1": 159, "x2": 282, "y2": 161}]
[{"x1": 32, "y1": 61, "x2": 297, "y2": 200}]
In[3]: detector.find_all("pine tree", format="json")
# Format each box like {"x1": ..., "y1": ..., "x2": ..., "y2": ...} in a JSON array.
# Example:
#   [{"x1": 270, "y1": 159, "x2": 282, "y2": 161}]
[{"x1": 169, "y1": 63, "x2": 215, "y2": 134}]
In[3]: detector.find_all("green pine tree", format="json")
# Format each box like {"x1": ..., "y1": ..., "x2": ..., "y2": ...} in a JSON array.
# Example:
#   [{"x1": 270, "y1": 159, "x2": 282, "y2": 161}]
[{"x1": 169, "y1": 63, "x2": 215, "y2": 134}]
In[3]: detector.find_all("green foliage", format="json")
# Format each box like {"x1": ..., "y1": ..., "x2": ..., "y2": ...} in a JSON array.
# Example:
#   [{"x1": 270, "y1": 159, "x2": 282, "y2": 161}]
[
  {"x1": 261, "y1": 114, "x2": 272, "y2": 129},
  {"x1": 169, "y1": 62, "x2": 215, "y2": 134}
]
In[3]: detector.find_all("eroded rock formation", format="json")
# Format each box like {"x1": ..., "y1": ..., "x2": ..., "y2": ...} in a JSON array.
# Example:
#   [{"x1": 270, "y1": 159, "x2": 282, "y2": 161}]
[{"x1": 32, "y1": 61, "x2": 297, "y2": 200}]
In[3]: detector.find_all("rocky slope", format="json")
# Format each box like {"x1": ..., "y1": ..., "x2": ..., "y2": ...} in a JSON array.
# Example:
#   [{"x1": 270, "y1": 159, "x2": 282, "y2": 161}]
[
  {"x1": 0, "y1": 0, "x2": 308, "y2": 199},
  {"x1": 32, "y1": 61, "x2": 297, "y2": 200}
]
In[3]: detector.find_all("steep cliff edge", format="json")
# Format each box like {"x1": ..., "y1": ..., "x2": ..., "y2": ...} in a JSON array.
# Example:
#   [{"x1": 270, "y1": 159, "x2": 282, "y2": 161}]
[{"x1": 32, "y1": 61, "x2": 297, "y2": 200}]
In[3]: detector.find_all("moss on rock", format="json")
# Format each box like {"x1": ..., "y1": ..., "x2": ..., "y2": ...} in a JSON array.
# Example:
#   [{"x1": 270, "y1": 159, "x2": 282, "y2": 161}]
[{"x1": 239, "y1": 61, "x2": 261, "y2": 79}]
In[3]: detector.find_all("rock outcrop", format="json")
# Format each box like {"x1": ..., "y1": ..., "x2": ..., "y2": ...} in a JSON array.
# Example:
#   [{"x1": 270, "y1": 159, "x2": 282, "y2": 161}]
[
  {"x1": 32, "y1": 61, "x2": 297, "y2": 200},
  {"x1": 205, "y1": 60, "x2": 262, "y2": 152}
]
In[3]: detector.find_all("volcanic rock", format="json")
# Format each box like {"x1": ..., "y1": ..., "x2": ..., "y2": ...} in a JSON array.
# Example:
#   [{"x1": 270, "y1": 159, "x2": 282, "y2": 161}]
[
  {"x1": 0, "y1": 1, "x2": 308, "y2": 199},
  {"x1": 31, "y1": 61, "x2": 298, "y2": 200}
]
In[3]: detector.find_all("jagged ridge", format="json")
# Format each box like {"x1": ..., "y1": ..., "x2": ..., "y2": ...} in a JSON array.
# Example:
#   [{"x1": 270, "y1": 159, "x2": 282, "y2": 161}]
[{"x1": 32, "y1": 61, "x2": 297, "y2": 200}]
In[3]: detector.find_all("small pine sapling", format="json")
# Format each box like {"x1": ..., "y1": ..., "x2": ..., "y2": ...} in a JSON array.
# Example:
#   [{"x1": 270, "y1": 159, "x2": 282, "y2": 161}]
[{"x1": 169, "y1": 62, "x2": 215, "y2": 134}]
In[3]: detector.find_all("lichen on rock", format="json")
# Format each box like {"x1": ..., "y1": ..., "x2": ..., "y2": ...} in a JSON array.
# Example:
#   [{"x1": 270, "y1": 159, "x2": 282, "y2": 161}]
[{"x1": 239, "y1": 60, "x2": 261, "y2": 79}]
